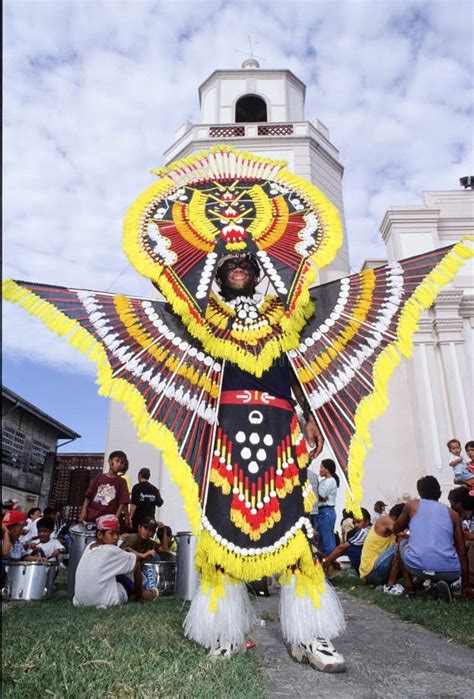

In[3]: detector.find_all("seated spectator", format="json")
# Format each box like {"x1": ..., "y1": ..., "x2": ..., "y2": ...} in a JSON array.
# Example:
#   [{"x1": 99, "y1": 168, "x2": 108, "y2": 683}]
[
  {"x1": 129, "y1": 468, "x2": 164, "y2": 531},
  {"x1": 448, "y1": 486, "x2": 474, "y2": 590},
  {"x1": 42, "y1": 506, "x2": 61, "y2": 537},
  {"x1": 394, "y1": 476, "x2": 469, "y2": 601},
  {"x1": 2, "y1": 510, "x2": 28, "y2": 562},
  {"x1": 359, "y1": 503, "x2": 407, "y2": 595},
  {"x1": 340, "y1": 510, "x2": 355, "y2": 544},
  {"x1": 156, "y1": 523, "x2": 174, "y2": 554},
  {"x1": 73, "y1": 514, "x2": 158, "y2": 607},
  {"x1": 322, "y1": 508, "x2": 371, "y2": 574},
  {"x1": 24, "y1": 517, "x2": 64, "y2": 561},
  {"x1": 78, "y1": 451, "x2": 130, "y2": 524},
  {"x1": 20, "y1": 507, "x2": 42, "y2": 543},
  {"x1": 371, "y1": 500, "x2": 387, "y2": 524},
  {"x1": 446, "y1": 439, "x2": 474, "y2": 489},
  {"x1": 120, "y1": 517, "x2": 160, "y2": 562}
]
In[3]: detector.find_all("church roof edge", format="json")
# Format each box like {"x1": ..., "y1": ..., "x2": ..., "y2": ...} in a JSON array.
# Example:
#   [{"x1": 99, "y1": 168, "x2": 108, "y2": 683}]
[{"x1": 198, "y1": 68, "x2": 306, "y2": 104}]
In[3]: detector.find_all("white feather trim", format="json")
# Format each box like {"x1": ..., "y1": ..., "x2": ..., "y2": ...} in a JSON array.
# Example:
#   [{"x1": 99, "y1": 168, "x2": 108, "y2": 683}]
[
  {"x1": 184, "y1": 580, "x2": 256, "y2": 649},
  {"x1": 280, "y1": 577, "x2": 346, "y2": 644}
]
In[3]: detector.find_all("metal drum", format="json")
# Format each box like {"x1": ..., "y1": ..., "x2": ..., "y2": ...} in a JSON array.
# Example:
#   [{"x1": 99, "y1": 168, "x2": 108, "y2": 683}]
[
  {"x1": 4, "y1": 561, "x2": 55, "y2": 601},
  {"x1": 143, "y1": 561, "x2": 176, "y2": 595},
  {"x1": 176, "y1": 531, "x2": 200, "y2": 601},
  {"x1": 67, "y1": 522, "x2": 97, "y2": 595}
]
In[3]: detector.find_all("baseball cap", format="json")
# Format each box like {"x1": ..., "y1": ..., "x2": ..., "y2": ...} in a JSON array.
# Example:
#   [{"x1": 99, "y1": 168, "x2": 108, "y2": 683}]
[
  {"x1": 2, "y1": 510, "x2": 26, "y2": 526},
  {"x1": 96, "y1": 514, "x2": 120, "y2": 531}
]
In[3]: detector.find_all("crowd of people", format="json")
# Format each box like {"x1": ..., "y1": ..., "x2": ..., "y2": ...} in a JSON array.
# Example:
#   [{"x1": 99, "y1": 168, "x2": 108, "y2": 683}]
[
  {"x1": 2, "y1": 450, "x2": 174, "y2": 605},
  {"x1": 310, "y1": 437, "x2": 474, "y2": 601},
  {"x1": 2, "y1": 439, "x2": 473, "y2": 606}
]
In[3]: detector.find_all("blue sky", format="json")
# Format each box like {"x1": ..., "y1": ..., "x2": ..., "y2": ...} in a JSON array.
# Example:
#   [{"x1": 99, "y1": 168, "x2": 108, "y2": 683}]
[{"x1": 3, "y1": 0, "x2": 473, "y2": 452}]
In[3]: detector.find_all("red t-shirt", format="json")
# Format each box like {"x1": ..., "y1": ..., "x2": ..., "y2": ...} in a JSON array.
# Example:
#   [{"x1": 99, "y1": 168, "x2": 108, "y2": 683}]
[{"x1": 85, "y1": 473, "x2": 130, "y2": 522}]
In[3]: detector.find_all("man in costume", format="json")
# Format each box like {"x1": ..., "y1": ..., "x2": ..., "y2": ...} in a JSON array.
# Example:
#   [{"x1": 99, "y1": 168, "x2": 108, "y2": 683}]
[
  {"x1": 184, "y1": 251, "x2": 346, "y2": 668},
  {"x1": 3, "y1": 146, "x2": 473, "y2": 672}
]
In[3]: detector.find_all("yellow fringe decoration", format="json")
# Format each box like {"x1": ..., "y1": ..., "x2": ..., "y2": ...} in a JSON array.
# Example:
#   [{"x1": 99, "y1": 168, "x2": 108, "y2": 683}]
[
  {"x1": 2, "y1": 279, "x2": 203, "y2": 535},
  {"x1": 345, "y1": 236, "x2": 474, "y2": 516},
  {"x1": 123, "y1": 146, "x2": 343, "y2": 375},
  {"x1": 196, "y1": 527, "x2": 324, "y2": 592}
]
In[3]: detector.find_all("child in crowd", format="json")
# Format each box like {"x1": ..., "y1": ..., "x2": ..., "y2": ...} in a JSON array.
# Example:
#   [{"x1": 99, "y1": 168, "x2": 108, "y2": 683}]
[
  {"x1": 447, "y1": 439, "x2": 474, "y2": 489},
  {"x1": 20, "y1": 507, "x2": 42, "y2": 543},
  {"x1": 25, "y1": 517, "x2": 64, "y2": 561},
  {"x1": 2, "y1": 510, "x2": 28, "y2": 561},
  {"x1": 371, "y1": 501, "x2": 387, "y2": 524},
  {"x1": 73, "y1": 514, "x2": 158, "y2": 607},
  {"x1": 340, "y1": 510, "x2": 356, "y2": 543},
  {"x1": 120, "y1": 517, "x2": 161, "y2": 591},
  {"x1": 78, "y1": 450, "x2": 130, "y2": 524},
  {"x1": 322, "y1": 508, "x2": 372, "y2": 574}
]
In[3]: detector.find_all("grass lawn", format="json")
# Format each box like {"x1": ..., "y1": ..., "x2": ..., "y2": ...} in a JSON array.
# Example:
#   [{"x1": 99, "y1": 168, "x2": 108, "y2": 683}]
[
  {"x1": 332, "y1": 571, "x2": 474, "y2": 649},
  {"x1": 2, "y1": 575, "x2": 266, "y2": 699}
]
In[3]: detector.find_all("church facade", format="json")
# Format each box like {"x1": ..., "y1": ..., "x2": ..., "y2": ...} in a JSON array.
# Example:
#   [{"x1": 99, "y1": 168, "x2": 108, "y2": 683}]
[{"x1": 105, "y1": 61, "x2": 473, "y2": 529}]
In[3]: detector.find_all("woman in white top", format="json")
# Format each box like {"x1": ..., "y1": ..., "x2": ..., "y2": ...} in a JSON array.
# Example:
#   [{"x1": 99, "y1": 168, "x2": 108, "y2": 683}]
[{"x1": 316, "y1": 459, "x2": 339, "y2": 556}]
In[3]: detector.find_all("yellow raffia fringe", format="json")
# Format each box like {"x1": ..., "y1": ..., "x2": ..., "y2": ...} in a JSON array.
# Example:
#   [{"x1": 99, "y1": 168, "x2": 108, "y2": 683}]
[
  {"x1": 279, "y1": 566, "x2": 326, "y2": 609},
  {"x1": 196, "y1": 527, "x2": 325, "y2": 596},
  {"x1": 123, "y1": 146, "x2": 342, "y2": 374},
  {"x1": 2, "y1": 279, "x2": 203, "y2": 535},
  {"x1": 345, "y1": 236, "x2": 474, "y2": 516}
]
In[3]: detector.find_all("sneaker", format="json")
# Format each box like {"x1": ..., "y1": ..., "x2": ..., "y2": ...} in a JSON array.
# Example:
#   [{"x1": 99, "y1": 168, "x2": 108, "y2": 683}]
[
  {"x1": 450, "y1": 577, "x2": 462, "y2": 592},
  {"x1": 290, "y1": 638, "x2": 346, "y2": 673},
  {"x1": 435, "y1": 580, "x2": 452, "y2": 603},
  {"x1": 383, "y1": 583, "x2": 405, "y2": 596},
  {"x1": 208, "y1": 642, "x2": 242, "y2": 659}
]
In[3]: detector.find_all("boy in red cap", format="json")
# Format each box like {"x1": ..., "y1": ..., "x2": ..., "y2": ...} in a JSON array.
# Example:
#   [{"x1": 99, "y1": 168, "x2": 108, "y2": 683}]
[
  {"x1": 73, "y1": 514, "x2": 158, "y2": 607},
  {"x1": 2, "y1": 510, "x2": 28, "y2": 561},
  {"x1": 2, "y1": 510, "x2": 28, "y2": 589}
]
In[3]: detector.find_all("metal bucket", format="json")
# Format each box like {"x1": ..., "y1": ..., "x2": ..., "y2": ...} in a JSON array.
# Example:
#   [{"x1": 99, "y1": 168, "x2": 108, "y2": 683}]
[
  {"x1": 143, "y1": 561, "x2": 176, "y2": 595},
  {"x1": 67, "y1": 522, "x2": 96, "y2": 595},
  {"x1": 175, "y1": 531, "x2": 200, "y2": 601},
  {"x1": 4, "y1": 561, "x2": 56, "y2": 601}
]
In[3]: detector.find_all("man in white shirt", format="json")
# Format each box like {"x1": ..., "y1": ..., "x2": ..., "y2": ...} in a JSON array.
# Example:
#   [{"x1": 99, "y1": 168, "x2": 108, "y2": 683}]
[{"x1": 73, "y1": 514, "x2": 158, "y2": 607}]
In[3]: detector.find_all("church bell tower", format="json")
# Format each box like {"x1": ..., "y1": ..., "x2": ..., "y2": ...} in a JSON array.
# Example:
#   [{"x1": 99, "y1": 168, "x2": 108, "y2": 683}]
[{"x1": 164, "y1": 60, "x2": 350, "y2": 283}]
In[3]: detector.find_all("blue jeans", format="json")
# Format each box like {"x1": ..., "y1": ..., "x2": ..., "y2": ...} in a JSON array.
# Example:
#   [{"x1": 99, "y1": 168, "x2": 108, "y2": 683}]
[
  {"x1": 365, "y1": 544, "x2": 397, "y2": 586},
  {"x1": 399, "y1": 540, "x2": 460, "y2": 583},
  {"x1": 316, "y1": 507, "x2": 337, "y2": 556}
]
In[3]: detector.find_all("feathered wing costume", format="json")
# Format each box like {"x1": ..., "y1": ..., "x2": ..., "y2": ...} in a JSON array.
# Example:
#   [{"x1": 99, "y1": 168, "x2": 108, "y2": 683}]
[{"x1": 4, "y1": 147, "x2": 473, "y2": 649}]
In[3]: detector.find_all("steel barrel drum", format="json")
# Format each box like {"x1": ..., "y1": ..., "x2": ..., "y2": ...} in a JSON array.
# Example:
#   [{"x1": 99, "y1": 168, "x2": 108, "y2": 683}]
[
  {"x1": 143, "y1": 561, "x2": 176, "y2": 595},
  {"x1": 67, "y1": 522, "x2": 97, "y2": 595},
  {"x1": 175, "y1": 532, "x2": 200, "y2": 600},
  {"x1": 5, "y1": 561, "x2": 55, "y2": 601}
]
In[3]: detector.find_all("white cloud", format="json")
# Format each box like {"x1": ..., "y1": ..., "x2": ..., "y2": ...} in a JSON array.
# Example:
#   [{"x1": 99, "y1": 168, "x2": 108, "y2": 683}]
[{"x1": 3, "y1": 0, "x2": 473, "y2": 372}]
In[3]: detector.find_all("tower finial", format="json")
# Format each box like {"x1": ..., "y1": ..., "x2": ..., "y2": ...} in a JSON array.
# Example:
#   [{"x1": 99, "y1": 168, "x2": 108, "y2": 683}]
[{"x1": 235, "y1": 35, "x2": 264, "y2": 68}]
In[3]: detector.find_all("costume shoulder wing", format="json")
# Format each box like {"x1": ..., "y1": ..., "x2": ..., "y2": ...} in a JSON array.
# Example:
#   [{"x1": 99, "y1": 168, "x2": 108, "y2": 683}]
[
  {"x1": 3, "y1": 279, "x2": 224, "y2": 533},
  {"x1": 288, "y1": 238, "x2": 473, "y2": 512}
]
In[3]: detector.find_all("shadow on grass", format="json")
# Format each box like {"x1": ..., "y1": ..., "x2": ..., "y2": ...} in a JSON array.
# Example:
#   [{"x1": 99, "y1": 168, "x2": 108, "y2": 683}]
[{"x1": 332, "y1": 571, "x2": 474, "y2": 649}]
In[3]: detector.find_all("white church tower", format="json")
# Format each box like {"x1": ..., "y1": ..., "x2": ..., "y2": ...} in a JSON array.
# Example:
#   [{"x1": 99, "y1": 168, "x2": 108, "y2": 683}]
[{"x1": 105, "y1": 61, "x2": 351, "y2": 532}]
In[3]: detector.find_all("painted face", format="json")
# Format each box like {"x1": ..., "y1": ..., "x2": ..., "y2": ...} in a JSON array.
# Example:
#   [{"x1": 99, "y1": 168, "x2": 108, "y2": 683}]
[
  {"x1": 217, "y1": 258, "x2": 259, "y2": 298},
  {"x1": 449, "y1": 442, "x2": 462, "y2": 455}
]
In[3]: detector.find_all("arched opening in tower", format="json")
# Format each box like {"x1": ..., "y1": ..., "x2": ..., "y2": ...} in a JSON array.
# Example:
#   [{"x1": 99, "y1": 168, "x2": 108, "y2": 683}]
[{"x1": 235, "y1": 94, "x2": 268, "y2": 123}]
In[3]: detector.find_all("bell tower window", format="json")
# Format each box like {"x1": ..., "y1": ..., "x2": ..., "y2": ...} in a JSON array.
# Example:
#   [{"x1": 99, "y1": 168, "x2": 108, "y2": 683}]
[{"x1": 235, "y1": 94, "x2": 268, "y2": 123}]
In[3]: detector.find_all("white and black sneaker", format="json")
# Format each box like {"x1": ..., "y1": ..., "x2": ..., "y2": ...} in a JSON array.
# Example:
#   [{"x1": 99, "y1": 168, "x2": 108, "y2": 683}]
[
  {"x1": 435, "y1": 580, "x2": 452, "y2": 603},
  {"x1": 208, "y1": 642, "x2": 242, "y2": 658},
  {"x1": 290, "y1": 638, "x2": 346, "y2": 673}
]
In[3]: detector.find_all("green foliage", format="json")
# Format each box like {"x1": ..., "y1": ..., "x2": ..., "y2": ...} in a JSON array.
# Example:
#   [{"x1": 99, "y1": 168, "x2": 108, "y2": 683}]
[
  {"x1": 333, "y1": 572, "x2": 474, "y2": 648},
  {"x1": 2, "y1": 596, "x2": 266, "y2": 699}
]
